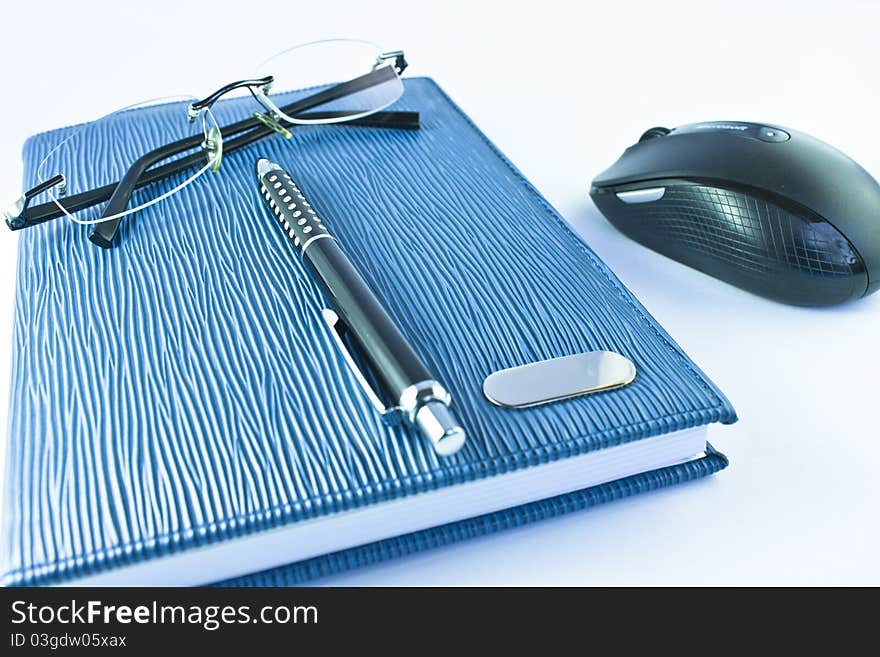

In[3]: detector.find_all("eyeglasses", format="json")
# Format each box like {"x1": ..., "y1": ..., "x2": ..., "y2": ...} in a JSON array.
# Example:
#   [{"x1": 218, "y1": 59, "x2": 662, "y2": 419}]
[{"x1": 3, "y1": 39, "x2": 419, "y2": 248}]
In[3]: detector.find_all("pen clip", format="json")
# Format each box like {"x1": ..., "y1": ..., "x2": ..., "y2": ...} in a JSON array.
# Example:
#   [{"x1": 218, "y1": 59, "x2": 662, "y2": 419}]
[{"x1": 321, "y1": 309, "x2": 403, "y2": 424}]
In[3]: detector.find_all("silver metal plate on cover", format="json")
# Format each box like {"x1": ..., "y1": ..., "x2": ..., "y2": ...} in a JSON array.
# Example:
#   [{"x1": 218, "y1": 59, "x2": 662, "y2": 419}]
[
  {"x1": 482, "y1": 351, "x2": 636, "y2": 409},
  {"x1": 615, "y1": 187, "x2": 665, "y2": 203}
]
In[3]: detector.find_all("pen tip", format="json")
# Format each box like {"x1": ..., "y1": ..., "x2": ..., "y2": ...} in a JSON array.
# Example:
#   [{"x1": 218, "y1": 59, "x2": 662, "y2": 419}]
[{"x1": 255, "y1": 158, "x2": 280, "y2": 179}]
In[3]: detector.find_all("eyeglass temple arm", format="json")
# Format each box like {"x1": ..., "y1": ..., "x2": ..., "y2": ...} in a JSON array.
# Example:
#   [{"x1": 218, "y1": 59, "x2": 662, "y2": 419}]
[
  {"x1": 89, "y1": 65, "x2": 403, "y2": 247},
  {"x1": 87, "y1": 144, "x2": 201, "y2": 247}
]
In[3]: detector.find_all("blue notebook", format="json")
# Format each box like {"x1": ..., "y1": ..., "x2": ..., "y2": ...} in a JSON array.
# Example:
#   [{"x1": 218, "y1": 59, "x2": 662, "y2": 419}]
[{"x1": 0, "y1": 78, "x2": 736, "y2": 586}]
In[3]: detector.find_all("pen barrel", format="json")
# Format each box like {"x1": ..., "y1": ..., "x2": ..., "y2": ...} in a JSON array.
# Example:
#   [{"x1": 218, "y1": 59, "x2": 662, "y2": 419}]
[
  {"x1": 258, "y1": 160, "x2": 465, "y2": 455},
  {"x1": 304, "y1": 238, "x2": 437, "y2": 406}
]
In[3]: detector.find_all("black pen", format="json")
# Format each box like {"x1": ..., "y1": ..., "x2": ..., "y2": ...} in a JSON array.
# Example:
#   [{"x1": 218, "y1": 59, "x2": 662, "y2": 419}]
[{"x1": 256, "y1": 158, "x2": 466, "y2": 456}]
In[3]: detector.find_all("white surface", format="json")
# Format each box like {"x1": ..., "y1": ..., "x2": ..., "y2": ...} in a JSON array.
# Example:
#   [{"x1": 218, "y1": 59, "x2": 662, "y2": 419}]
[
  {"x1": 67, "y1": 429, "x2": 705, "y2": 585},
  {"x1": 1, "y1": 0, "x2": 878, "y2": 586}
]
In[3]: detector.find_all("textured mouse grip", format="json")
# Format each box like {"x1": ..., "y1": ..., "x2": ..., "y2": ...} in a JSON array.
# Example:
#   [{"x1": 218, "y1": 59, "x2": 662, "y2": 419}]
[
  {"x1": 593, "y1": 182, "x2": 868, "y2": 306},
  {"x1": 259, "y1": 168, "x2": 330, "y2": 252}
]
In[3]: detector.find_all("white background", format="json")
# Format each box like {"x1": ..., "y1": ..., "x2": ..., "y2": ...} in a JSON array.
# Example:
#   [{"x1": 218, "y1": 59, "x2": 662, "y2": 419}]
[{"x1": 1, "y1": 0, "x2": 878, "y2": 585}]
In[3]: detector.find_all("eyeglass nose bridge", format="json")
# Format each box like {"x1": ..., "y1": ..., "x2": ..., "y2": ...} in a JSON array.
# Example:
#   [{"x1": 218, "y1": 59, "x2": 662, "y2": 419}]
[{"x1": 188, "y1": 75, "x2": 276, "y2": 121}]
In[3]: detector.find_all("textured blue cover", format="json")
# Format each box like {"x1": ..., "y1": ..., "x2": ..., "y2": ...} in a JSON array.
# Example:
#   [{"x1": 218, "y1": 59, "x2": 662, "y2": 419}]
[{"x1": 1, "y1": 78, "x2": 735, "y2": 586}]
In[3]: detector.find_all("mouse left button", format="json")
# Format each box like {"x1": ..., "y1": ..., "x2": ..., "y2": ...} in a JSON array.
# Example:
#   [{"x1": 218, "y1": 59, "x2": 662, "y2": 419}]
[{"x1": 615, "y1": 187, "x2": 666, "y2": 204}]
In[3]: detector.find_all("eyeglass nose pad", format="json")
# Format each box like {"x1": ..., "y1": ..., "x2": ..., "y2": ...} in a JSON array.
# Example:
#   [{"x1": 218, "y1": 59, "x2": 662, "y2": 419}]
[{"x1": 204, "y1": 126, "x2": 224, "y2": 172}]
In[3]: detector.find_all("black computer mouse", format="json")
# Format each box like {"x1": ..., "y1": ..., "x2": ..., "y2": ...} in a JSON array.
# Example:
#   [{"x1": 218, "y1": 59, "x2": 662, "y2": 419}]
[{"x1": 590, "y1": 121, "x2": 880, "y2": 306}]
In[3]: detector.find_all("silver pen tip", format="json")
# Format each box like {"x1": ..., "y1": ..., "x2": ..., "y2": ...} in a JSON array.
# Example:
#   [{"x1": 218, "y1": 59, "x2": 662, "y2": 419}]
[{"x1": 256, "y1": 158, "x2": 281, "y2": 179}]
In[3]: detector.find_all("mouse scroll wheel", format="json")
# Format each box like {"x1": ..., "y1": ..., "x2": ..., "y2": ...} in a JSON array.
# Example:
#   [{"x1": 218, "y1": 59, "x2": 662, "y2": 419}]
[{"x1": 638, "y1": 127, "x2": 671, "y2": 142}]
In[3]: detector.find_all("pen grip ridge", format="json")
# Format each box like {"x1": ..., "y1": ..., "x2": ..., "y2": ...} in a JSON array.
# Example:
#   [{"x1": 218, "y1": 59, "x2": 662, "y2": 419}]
[{"x1": 259, "y1": 168, "x2": 330, "y2": 251}]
